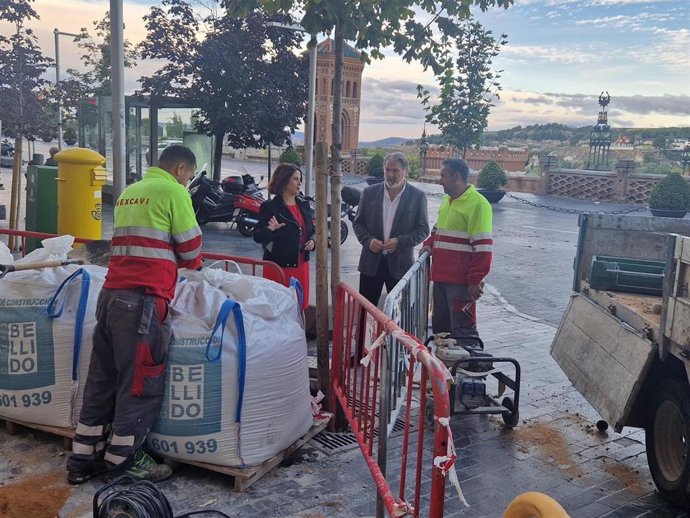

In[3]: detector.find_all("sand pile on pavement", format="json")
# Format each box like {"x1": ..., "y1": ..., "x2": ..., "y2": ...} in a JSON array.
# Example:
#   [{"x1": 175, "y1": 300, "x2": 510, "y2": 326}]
[{"x1": 0, "y1": 471, "x2": 71, "y2": 518}]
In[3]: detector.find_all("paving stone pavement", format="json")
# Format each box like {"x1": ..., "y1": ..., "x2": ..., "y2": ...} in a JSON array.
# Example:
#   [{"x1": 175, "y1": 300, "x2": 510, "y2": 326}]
[
  {"x1": 1, "y1": 165, "x2": 688, "y2": 517},
  {"x1": 0, "y1": 283, "x2": 687, "y2": 517},
  {"x1": 440, "y1": 287, "x2": 688, "y2": 518}
]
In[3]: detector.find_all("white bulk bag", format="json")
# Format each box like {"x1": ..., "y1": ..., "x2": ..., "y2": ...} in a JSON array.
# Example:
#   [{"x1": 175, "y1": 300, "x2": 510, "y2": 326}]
[
  {"x1": 0, "y1": 265, "x2": 105, "y2": 428},
  {"x1": 148, "y1": 274, "x2": 312, "y2": 467}
]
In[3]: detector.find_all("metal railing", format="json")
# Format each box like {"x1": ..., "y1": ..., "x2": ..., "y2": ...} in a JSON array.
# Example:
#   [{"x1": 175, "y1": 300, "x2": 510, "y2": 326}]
[
  {"x1": 329, "y1": 282, "x2": 455, "y2": 518},
  {"x1": 384, "y1": 251, "x2": 431, "y2": 342},
  {"x1": 382, "y1": 251, "x2": 431, "y2": 435},
  {"x1": 0, "y1": 229, "x2": 285, "y2": 285},
  {"x1": 200, "y1": 251, "x2": 285, "y2": 285},
  {"x1": 379, "y1": 251, "x2": 431, "y2": 515}
]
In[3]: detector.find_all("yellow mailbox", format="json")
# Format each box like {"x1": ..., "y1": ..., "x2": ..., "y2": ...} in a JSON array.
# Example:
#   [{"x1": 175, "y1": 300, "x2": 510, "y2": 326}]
[{"x1": 55, "y1": 148, "x2": 107, "y2": 242}]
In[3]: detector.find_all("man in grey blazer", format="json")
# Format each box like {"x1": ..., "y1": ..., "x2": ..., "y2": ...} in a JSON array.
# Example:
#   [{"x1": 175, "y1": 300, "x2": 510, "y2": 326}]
[{"x1": 353, "y1": 152, "x2": 430, "y2": 310}]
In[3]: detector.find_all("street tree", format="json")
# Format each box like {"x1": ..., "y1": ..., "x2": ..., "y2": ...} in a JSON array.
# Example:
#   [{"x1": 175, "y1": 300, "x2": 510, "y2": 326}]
[
  {"x1": 139, "y1": 0, "x2": 308, "y2": 180},
  {"x1": 166, "y1": 112, "x2": 185, "y2": 139},
  {"x1": 222, "y1": 0, "x2": 513, "y2": 169},
  {"x1": 53, "y1": 12, "x2": 138, "y2": 127},
  {"x1": 0, "y1": 0, "x2": 53, "y2": 241},
  {"x1": 0, "y1": 0, "x2": 53, "y2": 140},
  {"x1": 223, "y1": 0, "x2": 512, "y2": 406},
  {"x1": 417, "y1": 19, "x2": 507, "y2": 158},
  {"x1": 67, "y1": 12, "x2": 138, "y2": 98}
]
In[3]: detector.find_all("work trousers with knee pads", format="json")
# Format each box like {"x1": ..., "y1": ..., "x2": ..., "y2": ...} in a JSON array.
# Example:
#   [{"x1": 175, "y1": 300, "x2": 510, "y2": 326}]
[{"x1": 67, "y1": 288, "x2": 170, "y2": 472}]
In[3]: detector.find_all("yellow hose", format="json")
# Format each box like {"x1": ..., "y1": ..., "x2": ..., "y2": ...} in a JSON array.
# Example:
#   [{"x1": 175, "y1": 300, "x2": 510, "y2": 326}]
[{"x1": 502, "y1": 492, "x2": 570, "y2": 518}]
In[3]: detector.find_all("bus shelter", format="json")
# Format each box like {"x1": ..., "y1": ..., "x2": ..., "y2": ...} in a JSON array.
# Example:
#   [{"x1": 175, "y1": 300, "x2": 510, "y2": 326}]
[{"x1": 77, "y1": 95, "x2": 214, "y2": 187}]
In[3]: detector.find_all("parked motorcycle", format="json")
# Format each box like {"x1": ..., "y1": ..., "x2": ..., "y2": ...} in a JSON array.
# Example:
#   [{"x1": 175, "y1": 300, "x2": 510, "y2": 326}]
[
  {"x1": 306, "y1": 185, "x2": 361, "y2": 246},
  {"x1": 188, "y1": 171, "x2": 261, "y2": 236},
  {"x1": 1, "y1": 139, "x2": 14, "y2": 157},
  {"x1": 221, "y1": 173, "x2": 264, "y2": 197}
]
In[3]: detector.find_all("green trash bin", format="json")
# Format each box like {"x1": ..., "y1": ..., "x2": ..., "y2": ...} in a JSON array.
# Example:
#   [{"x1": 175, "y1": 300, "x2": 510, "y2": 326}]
[{"x1": 25, "y1": 165, "x2": 58, "y2": 253}]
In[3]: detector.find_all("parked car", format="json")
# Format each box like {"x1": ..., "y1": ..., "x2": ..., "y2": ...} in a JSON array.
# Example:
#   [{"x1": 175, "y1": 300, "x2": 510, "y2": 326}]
[{"x1": 145, "y1": 140, "x2": 184, "y2": 165}]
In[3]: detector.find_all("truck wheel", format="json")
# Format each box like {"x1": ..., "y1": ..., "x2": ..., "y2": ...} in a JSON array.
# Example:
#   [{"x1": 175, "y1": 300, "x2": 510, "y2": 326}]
[{"x1": 645, "y1": 377, "x2": 690, "y2": 508}]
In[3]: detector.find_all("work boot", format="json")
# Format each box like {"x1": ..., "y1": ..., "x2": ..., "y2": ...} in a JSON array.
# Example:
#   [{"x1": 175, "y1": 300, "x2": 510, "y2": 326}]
[
  {"x1": 116, "y1": 451, "x2": 173, "y2": 483},
  {"x1": 67, "y1": 458, "x2": 108, "y2": 485}
]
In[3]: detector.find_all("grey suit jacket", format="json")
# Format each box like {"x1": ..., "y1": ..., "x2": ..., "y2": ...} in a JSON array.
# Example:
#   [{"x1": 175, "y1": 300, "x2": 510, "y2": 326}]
[{"x1": 353, "y1": 181, "x2": 430, "y2": 279}]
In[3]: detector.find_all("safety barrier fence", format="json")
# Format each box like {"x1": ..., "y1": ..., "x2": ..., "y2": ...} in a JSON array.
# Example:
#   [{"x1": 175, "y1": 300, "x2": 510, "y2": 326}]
[
  {"x1": 0, "y1": 228, "x2": 285, "y2": 285},
  {"x1": 382, "y1": 251, "x2": 431, "y2": 433},
  {"x1": 329, "y1": 282, "x2": 458, "y2": 518},
  {"x1": 377, "y1": 251, "x2": 431, "y2": 514}
]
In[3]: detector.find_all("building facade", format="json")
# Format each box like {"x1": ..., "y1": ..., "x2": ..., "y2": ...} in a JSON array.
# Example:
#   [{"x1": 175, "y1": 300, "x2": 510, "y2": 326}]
[{"x1": 314, "y1": 39, "x2": 364, "y2": 153}]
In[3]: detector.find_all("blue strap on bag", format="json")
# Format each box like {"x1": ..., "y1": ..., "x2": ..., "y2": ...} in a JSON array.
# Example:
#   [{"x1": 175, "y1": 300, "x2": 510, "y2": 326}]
[
  {"x1": 290, "y1": 277, "x2": 303, "y2": 309},
  {"x1": 46, "y1": 268, "x2": 91, "y2": 381},
  {"x1": 205, "y1": 299, "x2": 247, "y2": 423}
]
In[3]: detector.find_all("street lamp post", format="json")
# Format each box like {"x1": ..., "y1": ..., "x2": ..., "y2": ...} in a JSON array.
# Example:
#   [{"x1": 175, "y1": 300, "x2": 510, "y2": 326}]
[
  {"x1": 267, "y1": 22, "x2": 317, "y2": 196},
  {"x1": 419, "y1": 127, "x2": 428, "y2": 177},
  {"x1": 110, "y1": 0, "x2": 126, "y2": 201},
  {"x1": 53, "y1": 28, "x2": 80, "y2": 151}
]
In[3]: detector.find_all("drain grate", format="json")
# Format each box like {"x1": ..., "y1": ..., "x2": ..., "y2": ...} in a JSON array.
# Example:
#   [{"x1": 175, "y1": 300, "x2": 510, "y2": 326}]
[
  {"x1": 308, "y1": 414, "x2": 415, "y2": 455},
  {"x1": 309, "y1": 430, "x2": 360, "y2": 454}
]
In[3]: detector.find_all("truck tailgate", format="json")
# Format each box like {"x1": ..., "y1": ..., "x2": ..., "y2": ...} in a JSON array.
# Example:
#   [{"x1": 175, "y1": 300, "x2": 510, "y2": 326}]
[{"x1": 551, "y1": 293, "x2": 656, "y2": 432}]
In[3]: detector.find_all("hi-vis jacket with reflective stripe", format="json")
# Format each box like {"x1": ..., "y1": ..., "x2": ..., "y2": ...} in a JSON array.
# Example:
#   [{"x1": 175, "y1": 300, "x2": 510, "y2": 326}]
[
  {"x1": 104, "y1": 167, "x2": 203, "y2": 301},
  {"x1": 424, "y1": 185, "x2": 493, "y2": 286}
]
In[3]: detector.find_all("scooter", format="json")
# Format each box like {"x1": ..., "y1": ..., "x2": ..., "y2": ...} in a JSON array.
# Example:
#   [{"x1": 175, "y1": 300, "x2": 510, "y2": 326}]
[
  {"x1": 1, "y1": 139, "x2": 14, "y2": 157},
  {"x1": 187, "y1": 171, "x2": 261, "y2": 236},
  {"x1": 221, "y1": 173, "x2": 264, "y2": 198},
  {"x1": 231, "y1": 189, "x2": 263, "y2": 236},
  {"x1": 306, "y1": 185, "x2": 361, "y2": 246}
]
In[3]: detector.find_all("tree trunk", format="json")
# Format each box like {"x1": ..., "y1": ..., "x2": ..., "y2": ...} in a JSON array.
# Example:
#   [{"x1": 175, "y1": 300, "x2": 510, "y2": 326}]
[
  {"x1": 329, "y1": 24, "x2": 344, "y2": 313},
  {"x1": 213, "y1": 132, "x2": 224, "y2": 182},
  {"x1": 314, "y1": 142, "x2": 330, "y2": 411},
  {"x1": 8, "y1": 136, "x2": 23, "y2": 251}
]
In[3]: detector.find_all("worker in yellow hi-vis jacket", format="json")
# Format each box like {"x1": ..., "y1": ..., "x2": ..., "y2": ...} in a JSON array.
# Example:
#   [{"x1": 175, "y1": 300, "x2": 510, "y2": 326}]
[{"x1": 67, "y1": 145, "x2": 203, "y2": 485}]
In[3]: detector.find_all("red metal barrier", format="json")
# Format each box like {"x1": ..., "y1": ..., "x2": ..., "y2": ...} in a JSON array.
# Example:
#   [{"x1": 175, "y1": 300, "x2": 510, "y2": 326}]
[
  {"x1": 329, "y1": 282, "x2": 456, "y2": 518},
  {"x1": 201, "y1": 251, "x2": 285, "y2": 285},
  {"x1": 0, "y1": 228, "x2": 93, "y2": 252},
  {"x1": 0, "y1": 228, "x2": 285, "y2": 285}
]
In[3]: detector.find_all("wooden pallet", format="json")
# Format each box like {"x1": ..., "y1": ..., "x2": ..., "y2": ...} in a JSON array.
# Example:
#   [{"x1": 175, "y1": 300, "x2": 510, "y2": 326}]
[
  {"x1": 166, "y1": 415, "x2": 331, "y2": 492},
  {"x1": 1, "y1": 416, "x2": 74, "y2": 450},
  {"x1": 0, "y1": 414, "x2": 331, "y2": 491}
]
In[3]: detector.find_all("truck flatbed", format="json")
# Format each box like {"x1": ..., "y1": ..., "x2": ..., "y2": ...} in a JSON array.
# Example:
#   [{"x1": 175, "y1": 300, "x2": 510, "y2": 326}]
[
  {"x1": 583, "y1": 283, "x2": 662, "y2": 341},
  {"x1": 551, "y1": 213, "x2": 690, "y2": 508}
]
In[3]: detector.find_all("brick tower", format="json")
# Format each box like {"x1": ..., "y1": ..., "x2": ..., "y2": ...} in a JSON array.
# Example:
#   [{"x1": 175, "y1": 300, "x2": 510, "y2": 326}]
[{"x1": 314, "y1": 39, "x2": 364, "y2": 153}]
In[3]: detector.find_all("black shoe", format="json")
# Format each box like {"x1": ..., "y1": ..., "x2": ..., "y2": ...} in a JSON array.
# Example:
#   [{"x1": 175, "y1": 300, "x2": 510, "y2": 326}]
[
  {"x1": 107, "y1": 451, "x2": 173, "y2": 483},
  {"x1": 67, "y1": 459, "x2": 108, "y2": 485}
]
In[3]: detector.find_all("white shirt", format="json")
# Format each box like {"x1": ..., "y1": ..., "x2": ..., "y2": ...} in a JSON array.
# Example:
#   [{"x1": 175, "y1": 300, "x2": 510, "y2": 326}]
[{"x1": 382, "y1": 181, "x2": 406, "y2": 248}]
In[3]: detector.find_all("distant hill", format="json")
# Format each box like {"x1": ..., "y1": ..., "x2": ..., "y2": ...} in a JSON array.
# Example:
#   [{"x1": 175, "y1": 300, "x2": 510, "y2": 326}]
[
  {"x1": 358, "y1": 137, "x2": 412, "y2": 148},
  {"x1": 483, "y1": 124, "x2": 690, "y2": 146},
  {"x1": 416, "y1": 124, "x2": 690, "y2": 147}
]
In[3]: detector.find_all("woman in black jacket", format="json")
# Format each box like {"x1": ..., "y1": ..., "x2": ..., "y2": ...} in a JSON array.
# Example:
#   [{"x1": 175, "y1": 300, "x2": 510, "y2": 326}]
[{"x1": 254, "y1": 163, "x2": 315, "y2": 308}]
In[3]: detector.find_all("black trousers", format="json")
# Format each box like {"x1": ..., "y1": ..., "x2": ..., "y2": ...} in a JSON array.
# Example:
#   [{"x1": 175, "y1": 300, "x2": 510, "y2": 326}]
[
  {"x1": 359, "y1": 255, "x2": 399, "y2": 307},
  {"x1": 67, "y1": 289, "x2": 171, "y2": 473},
  {"x1": 355, "y1": 256, "x2": 400, "y2": 360}
]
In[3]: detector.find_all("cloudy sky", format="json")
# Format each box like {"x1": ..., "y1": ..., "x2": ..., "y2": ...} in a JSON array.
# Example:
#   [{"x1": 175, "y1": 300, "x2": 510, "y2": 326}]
[{"x1": 5, "y1": 0, "x2": 689, "y2": 141}]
